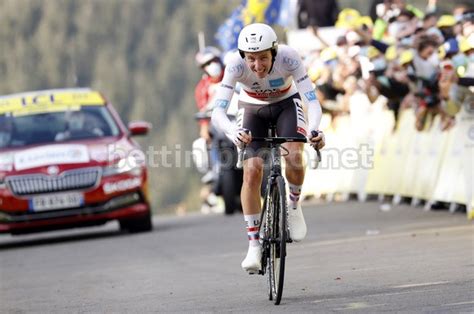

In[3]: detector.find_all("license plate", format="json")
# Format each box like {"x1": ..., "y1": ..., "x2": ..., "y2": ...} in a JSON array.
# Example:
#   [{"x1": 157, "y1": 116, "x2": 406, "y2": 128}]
[{"x1": 30, "y1": 193, "x2": 84, "y2": 211}]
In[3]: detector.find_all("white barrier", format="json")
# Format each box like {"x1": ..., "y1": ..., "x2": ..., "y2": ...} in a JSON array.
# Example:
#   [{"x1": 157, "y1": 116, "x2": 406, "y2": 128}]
[
  {"x1": 302, "y1": 96, "x2": 474, "y2": 219},
  {"x1": 431, "y1": 106, "x2": 474, "y2": 218}
]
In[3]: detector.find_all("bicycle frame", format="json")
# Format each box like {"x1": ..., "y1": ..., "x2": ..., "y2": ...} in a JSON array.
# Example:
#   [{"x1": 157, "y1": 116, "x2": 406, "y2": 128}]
[
  {"x1": 258, "y1": 127, "x2": 284, "y2": 278},
  {"x1": 235, "y1": 122, "x2": 321, "y2": 304},
  {"x1": 237, "y1": 123, "x2": 308, "y2": 304}
]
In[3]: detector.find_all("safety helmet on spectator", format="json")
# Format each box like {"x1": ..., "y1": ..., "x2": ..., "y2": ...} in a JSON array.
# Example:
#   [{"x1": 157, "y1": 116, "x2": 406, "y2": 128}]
[
  {"x1": 367, "y1": 47, "x2": 381, "y2": 59},
  {"x1": 437, "y1": 15, "x2": 456, "y2": 28},
  {"x1": 385, "y1": 46, "x2": 398, "y2": 61},
  {"x1": 238, "y1": 23, "x2": 278, "y2": 58},
  {"x1": 460, "y1": 34, "x2": 474, "y2": 54},
  {"x1": 335, "y1": 8, "x2": 360, "y2": 29},
  {"x1": 399, "y1": 50, "x2": 414, "y2": 66},
  {"x1": 320, "y1": 47, "x2": 339, "y2": 64},
  {"x1": 195, "y1": 46, "x2": 221, "y2": 67}
]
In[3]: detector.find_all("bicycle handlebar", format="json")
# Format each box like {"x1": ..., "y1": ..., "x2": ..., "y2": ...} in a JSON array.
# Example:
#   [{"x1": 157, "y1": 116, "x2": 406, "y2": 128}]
[{"x1": 250, "y1": 136, "x2": 308, "y2": 144}]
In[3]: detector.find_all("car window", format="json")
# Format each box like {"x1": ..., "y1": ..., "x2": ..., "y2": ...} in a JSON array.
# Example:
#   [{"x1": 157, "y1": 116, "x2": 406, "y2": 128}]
[{"x1": 0, "y1": 106, "x2": 120, "y2": 149}]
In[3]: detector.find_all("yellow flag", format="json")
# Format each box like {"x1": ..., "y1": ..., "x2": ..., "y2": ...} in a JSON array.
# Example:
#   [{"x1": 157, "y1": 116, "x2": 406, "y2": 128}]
[{"x1": 242, "y1": 0, "x2": 271, "y2": 25}]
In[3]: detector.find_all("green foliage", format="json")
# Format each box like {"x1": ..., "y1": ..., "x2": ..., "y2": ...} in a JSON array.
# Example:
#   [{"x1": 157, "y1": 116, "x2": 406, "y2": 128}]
[{"x1": 0, "y1": 0, "x2": 238, "y2": 213}]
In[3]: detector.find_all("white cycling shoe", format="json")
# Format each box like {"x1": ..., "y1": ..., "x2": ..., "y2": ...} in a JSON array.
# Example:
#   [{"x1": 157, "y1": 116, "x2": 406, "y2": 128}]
[
  {"x1": 241, "y1": 245, "x2": 262, "y2": 274},
  {"x1": 288, "y1": 204, "x2": 307, "y2": 242}
]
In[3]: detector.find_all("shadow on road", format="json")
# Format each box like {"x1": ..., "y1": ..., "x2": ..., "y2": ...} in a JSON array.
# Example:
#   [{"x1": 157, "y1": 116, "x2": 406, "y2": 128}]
[
  {"x1": 0, "y1": 229, "x2": 126, "y2": 251},
  {"x1": 0, "y1": 214, "x2": 224, "y2": 250}
]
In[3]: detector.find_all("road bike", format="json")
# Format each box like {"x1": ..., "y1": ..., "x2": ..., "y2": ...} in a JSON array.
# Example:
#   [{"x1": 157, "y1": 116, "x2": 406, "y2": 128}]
[{"x1": 237, "y1": 125, "x2": 321, "y2": 305}]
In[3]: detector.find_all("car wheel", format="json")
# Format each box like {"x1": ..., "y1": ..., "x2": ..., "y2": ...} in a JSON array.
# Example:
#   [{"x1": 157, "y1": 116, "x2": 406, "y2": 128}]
[{"x1": 119, "y1": 213, "x2": 153, "y2": 233}]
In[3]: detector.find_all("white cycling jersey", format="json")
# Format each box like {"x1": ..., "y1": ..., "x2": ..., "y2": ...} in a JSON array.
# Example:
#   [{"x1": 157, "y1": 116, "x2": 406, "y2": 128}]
[{"x1": 212, "y1": 45, "x2": 322, "y2": 137}]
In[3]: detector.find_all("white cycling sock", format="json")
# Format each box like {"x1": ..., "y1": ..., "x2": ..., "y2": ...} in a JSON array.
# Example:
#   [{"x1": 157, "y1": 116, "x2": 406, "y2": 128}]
[
  {"x1": 288, "y1": 183, "x2": 302, "y2": 209},
  {"x1": 244, "y1": 214, "x2": 260, "y2": 247}
]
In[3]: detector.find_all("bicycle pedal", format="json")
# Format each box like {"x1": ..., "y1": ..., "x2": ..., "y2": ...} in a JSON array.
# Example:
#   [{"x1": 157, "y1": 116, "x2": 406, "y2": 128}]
[{"x1": 247, "y1": 270, "x2": 259, "y2": 275}]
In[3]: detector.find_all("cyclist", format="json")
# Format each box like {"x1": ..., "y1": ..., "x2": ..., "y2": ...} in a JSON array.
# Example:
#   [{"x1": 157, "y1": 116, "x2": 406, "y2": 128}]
[{"x1": 212, "y1": 23, "x2": 325, "y2": 273}]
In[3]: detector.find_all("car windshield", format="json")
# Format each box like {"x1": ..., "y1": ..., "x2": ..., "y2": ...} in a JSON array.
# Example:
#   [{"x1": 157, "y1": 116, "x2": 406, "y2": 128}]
[{"x1": 0, "y1": 106, "x2": 120, "y2": 149}]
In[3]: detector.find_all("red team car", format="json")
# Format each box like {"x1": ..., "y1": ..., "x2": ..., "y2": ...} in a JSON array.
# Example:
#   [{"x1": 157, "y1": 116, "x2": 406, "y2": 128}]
[{"x1": 0, "y1": 88, "x2": 153, "y2": 234}]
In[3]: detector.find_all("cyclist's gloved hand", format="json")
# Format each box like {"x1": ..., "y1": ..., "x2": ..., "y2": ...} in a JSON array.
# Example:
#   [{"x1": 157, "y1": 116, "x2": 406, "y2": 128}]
[
  {"x1": 232, "y1": 127, "x2": 251, "y2": 148},
  {"x1": 308, "y1": 130, "x2": 325, "y2": 150}
]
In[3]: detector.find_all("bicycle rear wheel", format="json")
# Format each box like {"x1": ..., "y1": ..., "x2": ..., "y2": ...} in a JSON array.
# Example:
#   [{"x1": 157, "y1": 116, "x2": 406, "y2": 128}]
[{"x1": 267, "y1": 175, "x2": 287, "y2": 305}]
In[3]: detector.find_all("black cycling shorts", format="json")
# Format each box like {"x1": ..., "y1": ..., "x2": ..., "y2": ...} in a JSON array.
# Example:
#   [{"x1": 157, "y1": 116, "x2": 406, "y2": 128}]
[{"x1": 238, "y1": 93, "x2": 307, "y2": 159}]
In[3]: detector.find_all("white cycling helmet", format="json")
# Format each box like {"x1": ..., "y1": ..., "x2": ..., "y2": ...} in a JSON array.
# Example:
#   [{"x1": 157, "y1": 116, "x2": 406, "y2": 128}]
[
  {"x1": 237, "y1": 23, "x2": 278, "y2": 58},
  {"x1": 195, "y1": 46, "x2": 221, "y2": 67}
]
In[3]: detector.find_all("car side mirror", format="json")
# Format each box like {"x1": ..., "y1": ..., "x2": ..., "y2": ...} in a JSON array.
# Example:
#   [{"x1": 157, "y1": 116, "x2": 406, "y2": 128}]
[{"x1": 128, "y1": 121, "x2": 151, "y2": 136}]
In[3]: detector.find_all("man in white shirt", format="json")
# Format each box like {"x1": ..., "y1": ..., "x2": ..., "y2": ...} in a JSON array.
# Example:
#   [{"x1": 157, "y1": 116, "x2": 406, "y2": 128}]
[{"x1": 212, "y1": 23, "x2": 325, "y2": 273}]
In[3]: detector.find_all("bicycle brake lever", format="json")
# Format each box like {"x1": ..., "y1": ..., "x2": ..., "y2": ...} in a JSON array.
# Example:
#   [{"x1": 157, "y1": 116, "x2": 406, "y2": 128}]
[
  {"x1": 236, "y1": 130, "x2": 250, "y2": 169},
  {"x1": 236, "y1": 146, "x2": 245, "y2": 169}
]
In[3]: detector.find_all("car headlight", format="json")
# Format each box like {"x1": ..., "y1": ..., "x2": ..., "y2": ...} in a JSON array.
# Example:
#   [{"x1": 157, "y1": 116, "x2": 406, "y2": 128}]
[
  {"x1": 0, "y1": 177, "x2": 5, "y2": 190},
  {"x1": 103, "y1": 156, "x2": 143, "y2": 177}
]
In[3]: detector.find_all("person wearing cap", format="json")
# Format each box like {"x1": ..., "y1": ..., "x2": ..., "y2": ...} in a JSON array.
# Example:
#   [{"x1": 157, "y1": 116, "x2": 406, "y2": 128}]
[
  {"x1": 437, "y1": 38, "x2": 462, "y2": 130},
  {"x1": 364, "y1": 47, "x2": 412, "y2": 126},
  {"x1": 437, "y1": 15, "x2": 457, "y2": 41},
  {"x1": 443, "y1": 33, "x2": 474, "y2": 122},
  {"x1": 315, "y1": 46, "x2": 346, "y2": 116},
  {"x1": 411, "y1": 35, "x2": 441, "y2": 130},
  {"x1": 211, "y1": 23, "x2": 324, "y2": 273}
]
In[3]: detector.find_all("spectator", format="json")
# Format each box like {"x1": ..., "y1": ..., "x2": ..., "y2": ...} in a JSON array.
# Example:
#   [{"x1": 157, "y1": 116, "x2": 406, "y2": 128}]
[
  {"x1": 296, "y1": 0, "x2": 472, "y2": 135},
  {"x1": 193, "y1": 46, "x2": 226, "y2": 214},
  {"x1": 194, "y1": 46, "x2": 225, "y2": 143},
  {"x1": 369, "y1": 0, "x2": 385, "y2": 22},
  {"x1": 412, "y1": 35, "x2": 440, "y2": 130},
  {"x1": 422, "y1": 12, "x2": 438, "y2": 29},
  {"x1": 55, "y1": 110, "x2": 104, "y2": 141},
  {"x1": 388, "y1": 9, "x2": 418, "y2": 42},
  {"x1": 459, "y1": 10, "x2": 474, "y2": 38},
  {"x1": 441, "y1": 33, "x2": 474, "y2": 128},
  {"x1": 367, "y1": 50, "x2": 411, "y2": 125}
]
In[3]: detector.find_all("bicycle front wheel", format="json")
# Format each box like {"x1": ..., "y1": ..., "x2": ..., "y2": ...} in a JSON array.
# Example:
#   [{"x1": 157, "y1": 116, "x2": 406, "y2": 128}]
[{"x1": 267, "y1": 175, "x2": 287, "y2": 305}]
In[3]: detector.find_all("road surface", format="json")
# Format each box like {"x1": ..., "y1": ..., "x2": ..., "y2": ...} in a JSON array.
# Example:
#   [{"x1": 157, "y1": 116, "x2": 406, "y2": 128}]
[{"x1": 1, "y1": 200, "x2": 473, "y2": 313}]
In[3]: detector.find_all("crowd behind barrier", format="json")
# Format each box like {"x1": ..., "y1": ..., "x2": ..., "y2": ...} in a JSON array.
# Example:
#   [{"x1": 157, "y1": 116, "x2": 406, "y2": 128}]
[
  {"x1": 302, "y1": 97, "x2": 473, "y2": 220},
  {"x1": 278, "y1": 2, "x2": 474, "y2": 220}
]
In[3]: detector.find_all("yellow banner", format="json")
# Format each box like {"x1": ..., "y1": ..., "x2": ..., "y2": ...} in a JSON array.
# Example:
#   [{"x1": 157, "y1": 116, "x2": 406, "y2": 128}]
[{"x1": 0, "y1": 90, "x2": 105, "y2": 115}]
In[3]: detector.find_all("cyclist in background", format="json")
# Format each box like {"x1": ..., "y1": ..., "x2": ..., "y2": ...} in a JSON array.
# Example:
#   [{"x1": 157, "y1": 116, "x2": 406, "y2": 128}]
[{"x1": 212, "y1": 23, "x2": 325, "y2": 273}]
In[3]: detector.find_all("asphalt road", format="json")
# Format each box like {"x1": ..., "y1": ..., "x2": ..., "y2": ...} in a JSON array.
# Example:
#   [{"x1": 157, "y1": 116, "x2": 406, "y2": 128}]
[{"x1": 1, "y1": 201, "x2": 473, "y2": 313}]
